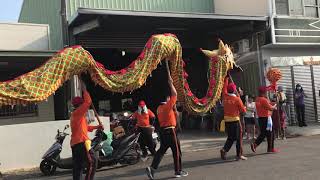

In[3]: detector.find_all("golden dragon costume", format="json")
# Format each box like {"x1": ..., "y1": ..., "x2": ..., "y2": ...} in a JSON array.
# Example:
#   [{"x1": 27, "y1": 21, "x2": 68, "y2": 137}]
[{"x1": 0, "y1": 33, "x2": 237, "y2": 114}]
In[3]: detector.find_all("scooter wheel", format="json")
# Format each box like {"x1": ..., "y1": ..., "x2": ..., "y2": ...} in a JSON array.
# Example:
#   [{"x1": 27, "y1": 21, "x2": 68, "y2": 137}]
[{"x1": 40, "y1": 160, "x2": 57, "y2": 176}]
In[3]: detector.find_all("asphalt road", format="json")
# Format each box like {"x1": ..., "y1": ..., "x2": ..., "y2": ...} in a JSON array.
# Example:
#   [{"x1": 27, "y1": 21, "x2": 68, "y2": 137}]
[{"x1": 5, "y1": 135, "x2": 320, "y2": 180}]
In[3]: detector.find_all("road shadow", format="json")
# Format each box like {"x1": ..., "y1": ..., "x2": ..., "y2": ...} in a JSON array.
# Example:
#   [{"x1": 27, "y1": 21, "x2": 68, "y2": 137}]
[
  {"x1": 97, "y1": 157, "x2": 238, "y2": 179},
  {"x1": 3, "y1": 169, "x2": 72, "y2": 180}
]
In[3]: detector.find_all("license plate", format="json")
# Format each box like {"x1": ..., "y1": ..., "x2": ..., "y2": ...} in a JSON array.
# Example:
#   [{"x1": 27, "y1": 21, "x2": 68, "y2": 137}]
[{"x1": 152, "y1": 133, "x2": 158, "y2": 139}]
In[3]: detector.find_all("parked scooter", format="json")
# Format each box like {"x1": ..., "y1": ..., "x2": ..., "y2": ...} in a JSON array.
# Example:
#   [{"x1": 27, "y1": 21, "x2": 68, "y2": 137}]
[
  {"x1": 40, "y1": 125, "x2": 72, "y2": 175},
  {"x1": 40, "y1": 122, "x2": 142, "y2": 176},
  {"x1": 95, "y1": 129, "x2": 141, "y2": 168},
  {"x1": 120, "y1": 112, "x2": 159, "y2": 149}
]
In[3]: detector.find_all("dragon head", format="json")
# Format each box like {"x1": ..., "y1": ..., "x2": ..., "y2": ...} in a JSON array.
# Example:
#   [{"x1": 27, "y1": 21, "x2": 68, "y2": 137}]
[{"x1": 201, "y1": 40, "x2": 237, "y2": 71}]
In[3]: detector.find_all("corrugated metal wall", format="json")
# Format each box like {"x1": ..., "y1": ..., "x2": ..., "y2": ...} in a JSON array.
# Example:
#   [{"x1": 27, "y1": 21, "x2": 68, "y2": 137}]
[
  {"x1": 66, "y1": 0, "x2": 214, "y2": 19},
  {"x1": 276, "y1": 66, "x2": 295, "y2": 124},
  {"x1": 275, "y1": 65, "x2": 318, "y2": 124},
  {"x1": 19, "y1": 0, "x2": 214, "y2": 49},
  {"x1": 312, "y1": 65, "x2": 320, "y2": 122},
  {"x1": 293, "y1": 66, "x2": 316, "y2": 122},
  {"x1": 19, "y1": 0, "x2": 63, "y2": 50},
  {"x1": 233, "y1": 61, "x2": 260, "y2": 96}
]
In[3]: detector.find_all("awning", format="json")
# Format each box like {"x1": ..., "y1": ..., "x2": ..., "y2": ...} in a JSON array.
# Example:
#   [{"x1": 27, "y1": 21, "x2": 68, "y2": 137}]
[
  {"x1": 69, "y1": 8, "x2": 268, "y2": 26},
  {"x1": 262, "y1": 43, "x2": 320, "y2": 49},
  {"x1": 68, "y1": 8, "x2": 268, "y2": 49},
  {"x1": 0, "y1": 50, "x2": 56, "y2": 57},
  {"x1": 0, "y1": 50, "x2": 57, "y2": 81}
]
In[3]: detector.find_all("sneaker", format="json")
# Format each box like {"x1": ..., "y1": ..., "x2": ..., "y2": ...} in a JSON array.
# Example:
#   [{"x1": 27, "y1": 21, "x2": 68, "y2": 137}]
[
  {"x1": 250, "y1": 143, "x2": 256, "y2": 153},
  {"x1": 220, "y1": 149, "x2": 226, "y2": 160},
  {"x1": 236, "y1": 155, "x2": 248, "y2": 161},
  {"x1": 282, "y1": 136, "x2": 287, "y2": 140},
  {"x1": 146, "y1": 167, "x2": 155, "y2": 179},
  {"x1": 175, "y1": 170, "x2": 188, "y2": 178},
  {"x1": 268, "y1": 148, "x2": 280, "y2": 153}
]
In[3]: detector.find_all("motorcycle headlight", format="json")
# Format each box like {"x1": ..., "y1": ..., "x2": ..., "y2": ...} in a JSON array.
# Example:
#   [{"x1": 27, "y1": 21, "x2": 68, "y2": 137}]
[{"x1": 124, "y1": 112, "x2": 129, "y2": 117}]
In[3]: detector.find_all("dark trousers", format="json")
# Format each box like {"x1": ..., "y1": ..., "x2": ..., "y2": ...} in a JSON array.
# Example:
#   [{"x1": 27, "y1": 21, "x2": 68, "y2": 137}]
[
  {"x1": 254, "y1": 117, "x2": 274, "y2": 151},
  {"x1": 138, "y1": 127, "x2": 156, "y2": 156},
  {"x1": 296, "y1": 105, "x2": 306, "y2": 126},
  {"x1": 72, "y1": 142, "x2": 96, "y2": 180},
  {"x1": 151, "y1": 127, "x2": 182, "y2": 173},
  {"x1": 223, "y1": 121, "x2": 243, "y2": 156}
]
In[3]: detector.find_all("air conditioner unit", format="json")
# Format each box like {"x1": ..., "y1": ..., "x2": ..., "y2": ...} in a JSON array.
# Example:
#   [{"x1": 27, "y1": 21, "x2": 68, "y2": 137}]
[{"x1": 237, "y1": 39, "x2": 250, "y2": 54}]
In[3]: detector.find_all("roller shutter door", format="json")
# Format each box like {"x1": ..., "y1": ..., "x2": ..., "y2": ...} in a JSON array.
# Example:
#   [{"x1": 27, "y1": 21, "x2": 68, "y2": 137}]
[{"x1": 293, "y1": 66, "x2": 316, "y2": 122}]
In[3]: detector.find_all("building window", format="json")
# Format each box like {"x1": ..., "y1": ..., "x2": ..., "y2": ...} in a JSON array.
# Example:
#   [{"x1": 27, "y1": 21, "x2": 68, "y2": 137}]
[
  {"x1": 290, "y1": 0, "x2": 304, "y2": 16},
  {"x1": 0, "y1": 104, "x2": 38, "y2": 119},
  {"x1": 304, "y1": 0, "x2": 319, "y2": 17},
  {"x1": 276, "y1": 0, "x2": 320, "y2": 17},
  {"x1": 276, "y1": 0, "x2": 289, "y2": 15}
]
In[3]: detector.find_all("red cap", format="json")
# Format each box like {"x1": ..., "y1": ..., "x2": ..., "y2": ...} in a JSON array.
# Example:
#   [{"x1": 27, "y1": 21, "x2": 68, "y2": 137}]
[
  {"x1": 258, "y1": 86, "x2": 267, "y2": 94},
  {"x1": 138, "y1": 100, "x2": 146, "y2": 107},
  {"x1": 72, "y1": 97, "x2": 84, "y2": 106},
  {"x1": 227, "y1": 83, "x2": 237, "y2": 93}
]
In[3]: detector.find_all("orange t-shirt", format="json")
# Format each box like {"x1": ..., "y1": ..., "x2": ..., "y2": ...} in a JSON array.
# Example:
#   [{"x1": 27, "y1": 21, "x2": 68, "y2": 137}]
[
  {"x1": 222, "y1": 78, "x2": 246, "y2": 121},
  {"x1": 157, "y1": 96, "x2": 177, "y2": 127},
  {"x1": 132, "y1": 109, "x2": 156, "y2": 127},
  {"x1": 70, "y1": 91, "x2": 94, "y2": 147},
  {"x1": 255, "y1": 96, "x2": 274, "y2": 118}
]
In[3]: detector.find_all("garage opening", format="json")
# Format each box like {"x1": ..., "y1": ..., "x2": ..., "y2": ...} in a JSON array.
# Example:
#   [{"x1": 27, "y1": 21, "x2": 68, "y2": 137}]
[{"x1": 81, "y1": 47, "x2": 209, "y2": 120}]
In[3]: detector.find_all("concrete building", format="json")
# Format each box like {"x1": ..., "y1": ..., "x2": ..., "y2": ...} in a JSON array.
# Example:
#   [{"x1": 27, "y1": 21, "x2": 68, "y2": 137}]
[
  {"x1": 0, "y1": 23, "x2": 63, "y2": 172},
  {"x1": 234, "y1": 0, "x2": 320, "y2": 124},
  {"x1": 0, "y1": 23, "x2": 55, "y2": 125}
]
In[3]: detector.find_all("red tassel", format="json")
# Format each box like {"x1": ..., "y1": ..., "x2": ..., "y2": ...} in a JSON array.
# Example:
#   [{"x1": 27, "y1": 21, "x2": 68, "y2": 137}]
[
  {"x1": 184, "y1": 82, "x2": 190, "y2": 90},
  {"x1": 182, "y1": 60, "x2": 186, "y2": 67},
  {"x1": 194, "y1": 98, "x2": 200, "y2": 104},
  {"x1": 129, "y1": 61, "x2": 136, "y2": 69},
  {"x1": 96, "y1": 61, "x2": 105, "y2": 69},
  {"x1": 138, "y1": 52, "x2": 145, "y2": 59},
  {"x1": 183, "y1": 72, "x2": 189, "y2": 78},
  {"x1": 210, "y1": 79, "x2": 216, "y2": 86},
  {"x1": 200, "y1": 98, "x2": 207, "y2": 104},
  {"x1": 211, "y1": 56, "x2": 218, "y2": 62},
  {"x1": 120, "y1": 69, "x2": 127, "y2": 75},
  {"x1": 105, "y1": 70, "x2": 114, "y2": 75},
  {"x1": 187, "y1": 91, "x2": 193, "y2": 97},
  {"x1": 146, "y1": 39, "x2": 153, "y2": 49}
]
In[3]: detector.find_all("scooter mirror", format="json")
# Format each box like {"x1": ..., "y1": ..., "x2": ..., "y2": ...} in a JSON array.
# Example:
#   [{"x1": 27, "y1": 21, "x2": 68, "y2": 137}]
[{"x1": 65, "y1": 125, "x2": 70, "y2": 130}]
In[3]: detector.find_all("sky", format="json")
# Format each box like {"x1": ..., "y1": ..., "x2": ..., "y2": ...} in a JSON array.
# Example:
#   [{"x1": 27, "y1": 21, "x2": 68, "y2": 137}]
[{"x1": 0, "y1": 0, "x2": 24, "y2": 22}]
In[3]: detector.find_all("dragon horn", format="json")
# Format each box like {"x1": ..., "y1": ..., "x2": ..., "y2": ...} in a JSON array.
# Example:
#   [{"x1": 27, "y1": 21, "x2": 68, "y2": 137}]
[
  {"x1": 219, "y1": 40, "x2": 225, "y2": 50},
  {"x1": 201, "y1": 49, "x2": 218, "y2": 58}
]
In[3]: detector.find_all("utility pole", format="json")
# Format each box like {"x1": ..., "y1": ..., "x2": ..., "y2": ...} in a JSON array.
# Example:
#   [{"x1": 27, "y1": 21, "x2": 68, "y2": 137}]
[
  {"x1": 61, "y1": 0, "x2": 69, "y2": 47},
  {"x1": 55, "y1": 0, "x2": 71, "y2": 119}
]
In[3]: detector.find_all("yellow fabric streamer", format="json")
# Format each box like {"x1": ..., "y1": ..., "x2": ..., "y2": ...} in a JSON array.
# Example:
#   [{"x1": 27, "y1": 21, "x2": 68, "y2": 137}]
[
  {"x1": 84, "y1": 140, "x2": 91, "y2": 152},
  {"x1": 220, "y1": 120, "x2": 225, "y2": 132}
]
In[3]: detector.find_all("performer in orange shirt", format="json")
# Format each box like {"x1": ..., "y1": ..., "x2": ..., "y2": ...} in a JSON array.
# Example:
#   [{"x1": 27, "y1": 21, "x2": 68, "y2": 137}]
[
  {"x1": 250, "y1": 86, "x2": 278, "y2": 153},
  {"x1": 70, "y1": 81, "x2": 103, "y2": 180},
  {"x1": 220, "y1": 77, "x2": 247, "y2": 161},
  {"x1": 146, "y1": 75, "x2": 188, "y2": 179},
  {"x1": 131, "y1": 100, "x2": 156, "y2": 158}
]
